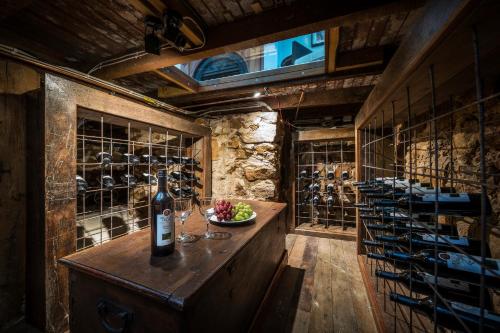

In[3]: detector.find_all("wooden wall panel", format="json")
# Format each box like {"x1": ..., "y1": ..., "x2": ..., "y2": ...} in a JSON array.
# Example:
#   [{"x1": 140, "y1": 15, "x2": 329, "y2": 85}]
[
  {"x1": 0, "y1": 94, "x2": 27, "y2": 328},
  {"x1": 27, "y1": 73, "x2": 211, "y2": 332}
]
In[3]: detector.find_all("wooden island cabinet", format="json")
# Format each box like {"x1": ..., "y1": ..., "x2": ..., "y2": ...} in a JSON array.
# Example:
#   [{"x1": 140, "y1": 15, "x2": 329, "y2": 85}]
[{"x1": 60, "y1": 200, "x2": 287, "y2": 333}]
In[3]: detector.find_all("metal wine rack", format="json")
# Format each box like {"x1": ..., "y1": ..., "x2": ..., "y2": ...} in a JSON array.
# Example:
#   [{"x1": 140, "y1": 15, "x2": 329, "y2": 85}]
[
  {"x1": 76, "y1": 111, "x2": 204, "y2": 251},
  {"x1": 295, "y1": 140, "x2": 356, "y2": 233},
  {"x1": 358, "y1": 10, "x2": 500, "y2": 333}
]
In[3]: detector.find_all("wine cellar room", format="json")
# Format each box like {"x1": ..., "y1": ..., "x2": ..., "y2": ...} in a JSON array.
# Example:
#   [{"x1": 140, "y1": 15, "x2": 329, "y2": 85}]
[{"x1": 0, "y1": 1, "x2": 499, "y2": 333}]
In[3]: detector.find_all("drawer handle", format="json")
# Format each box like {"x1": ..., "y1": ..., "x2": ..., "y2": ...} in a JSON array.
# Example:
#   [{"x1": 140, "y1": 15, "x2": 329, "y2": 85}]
[{"x1": 97, "y1": 298, "x2": 134, "y2": 333}]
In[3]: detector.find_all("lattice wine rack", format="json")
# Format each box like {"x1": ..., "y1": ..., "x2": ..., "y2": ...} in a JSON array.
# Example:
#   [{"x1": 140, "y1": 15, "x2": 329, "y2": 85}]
[{"x1": 76, "y1": 111, "x2": 204, "y2": 251}]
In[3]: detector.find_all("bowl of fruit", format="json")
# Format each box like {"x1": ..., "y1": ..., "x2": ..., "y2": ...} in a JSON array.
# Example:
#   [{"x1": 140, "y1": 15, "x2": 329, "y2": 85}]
[{"x1": 209, "y1": 200, "x2": 257, "y2": 226}]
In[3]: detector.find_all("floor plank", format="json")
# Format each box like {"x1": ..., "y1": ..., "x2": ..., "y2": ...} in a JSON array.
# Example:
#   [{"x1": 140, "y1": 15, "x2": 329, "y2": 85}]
[{"x1": 252, "y1": 235, "x2": 377, "y2": 333}]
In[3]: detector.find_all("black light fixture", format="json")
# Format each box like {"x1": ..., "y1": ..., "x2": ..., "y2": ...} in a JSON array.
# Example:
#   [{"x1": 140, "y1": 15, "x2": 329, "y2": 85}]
[{"x1": 144, "y1": 10, "x2": 202, "y2": 55}]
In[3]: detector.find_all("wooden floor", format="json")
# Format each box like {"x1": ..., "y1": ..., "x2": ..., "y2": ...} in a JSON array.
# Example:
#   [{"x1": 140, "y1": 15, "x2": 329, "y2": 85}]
[
  {"x1": 295, "y1": 223, "x2": 357, "y2": 241},
  {"x1": 252, "y1": 234, "x2": 377, "y2": 333}
]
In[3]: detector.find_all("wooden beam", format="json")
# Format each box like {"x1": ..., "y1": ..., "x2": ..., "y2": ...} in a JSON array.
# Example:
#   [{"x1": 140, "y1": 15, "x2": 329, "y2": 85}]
[
  {"x1": 154, "y1": 67, "x2": 199, "y2": 92},
  {"x1": 265, "y1": 86, "x2": 372, "y2": 109},
  {"x1": 355, "y1": 0, "x2": 474, "y2": 128},
  {"x1": 95, "y1": 0, "x2": 423, "y2": 79},
  {"x1": 297, "y1": 128, "x2": 355, "y2": 142},
  {"x1": 327, "y1": 27, "x2": 340, "y2": 73},
  {"x1": 157, "y1": 86, "x2": 192, "y2": 98}
]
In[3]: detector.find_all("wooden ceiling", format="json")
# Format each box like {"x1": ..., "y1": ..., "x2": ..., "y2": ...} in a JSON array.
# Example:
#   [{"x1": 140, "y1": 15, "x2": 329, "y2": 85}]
[{"x1": 0, "y1": 0, "x2": 424, "y2": 127}]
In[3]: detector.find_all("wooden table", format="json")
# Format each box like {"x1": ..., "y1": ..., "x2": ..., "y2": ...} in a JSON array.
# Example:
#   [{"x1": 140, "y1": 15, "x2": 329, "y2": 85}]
[{"x1": 60, "y1": 200, "x2": 287, "y2": 333}]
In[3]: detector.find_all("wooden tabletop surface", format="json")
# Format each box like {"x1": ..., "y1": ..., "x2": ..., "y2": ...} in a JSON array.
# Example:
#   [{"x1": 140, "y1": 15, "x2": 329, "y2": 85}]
[{"x1": 60, "y1": 200, "x2": 286, "y2": 310}]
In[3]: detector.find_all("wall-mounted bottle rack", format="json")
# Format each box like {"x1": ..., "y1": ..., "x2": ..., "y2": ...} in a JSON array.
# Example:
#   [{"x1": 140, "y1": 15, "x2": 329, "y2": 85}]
[
  {"x1": 295, "y1": 139, "x2": 357, "y2": 238},
  {"x1": 76, "y1": 111, "x2": 204, "y2": 251}
]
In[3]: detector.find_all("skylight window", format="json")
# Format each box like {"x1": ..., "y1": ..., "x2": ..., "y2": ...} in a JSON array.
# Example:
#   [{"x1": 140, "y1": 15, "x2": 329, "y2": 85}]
[{"x1": 174, "y1": 31, "x2": 325, "y2": 84}]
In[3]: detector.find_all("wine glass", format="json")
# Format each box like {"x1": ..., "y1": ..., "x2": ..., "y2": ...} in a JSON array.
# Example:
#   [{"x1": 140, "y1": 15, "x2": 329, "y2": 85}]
[
  {"x1": 198, "y1": 197, "x2": 216, "y2": 239},
  {"x1": 174, "y1": 198, "x2": 196, "y2": 243},
  {"x1": 196, "y1": 197, "x2": 232, "y2": 240}
]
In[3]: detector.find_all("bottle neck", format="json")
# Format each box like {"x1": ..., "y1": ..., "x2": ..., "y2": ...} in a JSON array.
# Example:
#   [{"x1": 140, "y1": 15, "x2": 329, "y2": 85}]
[{"x1": 158, "y1": 176, "x2": 167, "y2": 191}]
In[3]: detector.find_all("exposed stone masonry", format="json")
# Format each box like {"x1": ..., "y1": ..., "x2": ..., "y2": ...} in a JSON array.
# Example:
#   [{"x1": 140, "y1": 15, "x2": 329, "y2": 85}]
[{"x1": 208, "y1": 112, "x2": 284, "y2": 201}]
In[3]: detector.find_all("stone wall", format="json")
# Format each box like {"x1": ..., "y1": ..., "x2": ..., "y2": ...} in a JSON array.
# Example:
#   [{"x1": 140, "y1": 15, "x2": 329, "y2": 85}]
[
  {"x1": 401, "y1": 93, "x2": 499, "y2": 259},
  {"x1": 208, "y1": 111, "x2": 283, "y2": 201}
]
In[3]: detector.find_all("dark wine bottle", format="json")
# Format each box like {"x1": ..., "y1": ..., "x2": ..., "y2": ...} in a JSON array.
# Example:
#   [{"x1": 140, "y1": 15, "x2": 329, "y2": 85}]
[
  {"x1": 96, "y1": 152, "x2": 112, "y2": 166},
  {"x1": 313, "y1": 170, "x2": 320, "y2": 179},
  {"x1": 390, "y1": 293, "x2": 500, "y2": 333},
  {"x1": 143, "y1": 173, "x2": 158, "y2": 185},
  {"x1": 327, "y1": 183, "x2": 335, "y2": 195},
  {"x1": 327, "y1": 196, "x2": 334, "y2": 207},
  {"x1": 341, "y1": 171, "x2": 349, "y2": 180},
  {"x1": 170, "y1": 171, "x2": 199, "y2": 182},
  {"x1": 383, "y1": 249, "x2": 500, "y2": 289},
  {"x1": 141, "y1": 154, "x2": 159, "y2": 165},
  {"x1": 375, "y1": 233, "x2": 487, "y2": 256},
  {"x1": 120, "y1": 174, "x2": 137, "y2": 188},
  {"x1": 327, "y1": 170, "x2": 334, "y2": 180},
  {"x1": 76, "y1": 175, "x2": 88, "y2": 195},
  {"x1": 150, "y1": 170, "x2": 175, "y2": 257},
  {"x1": 180, "y1": 156, "x2": 200, "y2": 166},
  {"x1": 100, "y1": 175, "x2": 115, "y2": 190},
  {"x1": 159, "y1": 155, "x2": 175, "y2": 166},
  {"x1": 366, "y1": 222, "x2": 457, "y2": 235},
  {"x1": 171, "y1": 186, "x2": 193, "y2": 198},
  {"x1": 376, "y1": 269, "x2": 490, "y2": 308},
  {"x1": 122, "y1": 153, "x2": 140, "y2": 165},
  {"x1": 171, "y1": 156, "x2": 183, "y2": 164},
  {"x1": 308, "y1": 183, "x2": 320, "y2": 193},
  {"x1": 312, "y1": 195, "x2": 320, "y2": 206},
  {"x1": 373, "y1": 193, "x2": 491, "y2": 217},
  {"x1": 299, "y1": 170, "x2": 309, "y2": 179}
]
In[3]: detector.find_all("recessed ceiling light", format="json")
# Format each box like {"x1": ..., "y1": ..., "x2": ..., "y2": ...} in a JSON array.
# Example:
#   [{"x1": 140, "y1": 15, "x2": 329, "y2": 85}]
[{"x1": 253, "y1": 92, "x2": 261, "y2": 98}]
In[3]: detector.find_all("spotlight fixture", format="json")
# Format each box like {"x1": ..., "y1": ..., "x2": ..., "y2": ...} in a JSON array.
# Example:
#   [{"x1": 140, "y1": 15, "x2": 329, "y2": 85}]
[
  {"x1": 253, "y1": 92, "x2": 262, "y2": 98},
  {"x1": 144, "y1": 10, "x2": 204, "y2": 55}
]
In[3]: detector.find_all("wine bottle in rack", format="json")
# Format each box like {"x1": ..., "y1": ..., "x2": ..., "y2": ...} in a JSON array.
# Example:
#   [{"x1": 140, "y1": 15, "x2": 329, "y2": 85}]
[
  {"x1": 301, "y1": 193, "x2": 311, "y2": 206},
  {"x1": 76, "y1": 175, "x2": 88, "y2": 195},
  {"x1": 327, "y1": 196, "x2": 334, "y2": 207},
  {"x1": 389, "y1": 293, "x2": 500, "y2": 333},
  {"x1": 382, "y1": 249, "x2": 500, "y2": 289},
  {"x1": 299, "y1": 170, "x2": 309, "y2": 179},
  {"x1": 170, "y1": 171, "x2": 199, "y2": 182},
  {"x1": 120, "y1": 174, "x2": 138, "y2": 188},
  {"x1": 141, "y1": 154, "x2": 159, "y2": 165},
  {"x1": 327, "y1": 183, "x2": 335, "y2": 195},
  {"x1": 142, "y1": 173, "x2": 158, "y2": 185},
  {"x1": 376, "y1": 269, "x2": 489, "y2": 308},
  {"x1": 375, "y1": 233, "x2": 487, "y2": 256},
  {"x1": 121, "y1": 153, "x2": 140, "y2": 165},
  {"x1": 159, "y1": 155, "x2": 175, "y2": 166},
  {"x1": 312, "y1": 195, "x2": 320, "y2": 206},
  {"x1": 181, "y1": 157, "x2": 200, "y2": 166},
  {"x1": 100, "y1": 175, "x2": 115, "y2": 190},
  {"x1": 96, "y1": 152, "x2": 112, "y2": 166},
  {"x1": 327, "y1": 170, "x2": 334, "y2": 180},
  {"x1": 313, "y1": 170, "x2": 320, "y2": 179},
  {"x1": 309, "y1": 183, "x2": 320, "y2": 193},
  {"x1": 365, "y1": 222, "x2": 457, "y2": 235},
  {"x1": 373, "y1": 193, "x2": 491, "y2": 217},
  {"x1": 171, "y1": 156, "x2": 183, "y2": 164},
  {"x1": 151, "y1": 170, "x2": 175, "y2": 257},
  {"x1": 341, "y1": 171, "x2": 349, "y2": 180}
]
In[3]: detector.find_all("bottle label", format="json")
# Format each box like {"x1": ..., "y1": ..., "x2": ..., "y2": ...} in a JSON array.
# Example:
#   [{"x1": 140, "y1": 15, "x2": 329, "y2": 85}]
[
  {"x1": 421, "y1": 193, "x2": 470, "y2": 202},
  {"x1": 156, "y1": 209, "x2": 174, "y2": 246},
  {"x1": 441, "y1": 252, "x2": 499, "y2": 277},
  {"x1": 420, "y1": 272, "x2": 470, "y2": 292},
  {"x1": 421, "y1": 234, "x2": 469, "y2": 246},
  {"x1": 450, "y1": 302, "x2": 500, "y2": 322}
]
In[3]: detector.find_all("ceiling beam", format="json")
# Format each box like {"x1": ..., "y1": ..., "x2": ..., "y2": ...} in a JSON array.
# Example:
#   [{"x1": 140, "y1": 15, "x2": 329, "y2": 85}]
[
  {"x1": 94, "y1": 0, "x2": 423, "y2": 80},
  {"x1": 355, "y1": 0, "x2": 475, "y2": 128},
  {"x1": 298, "y1": 128, "x2": 355, "y2": 141},
  {"x1": 153, "y1": 67, "x2": 199, "y2": 92},
  {"x1": 264, "y1": 86, "x2": 373, "y2": 109},
  {"x1": 326, "y1": 27, "x2": 340, "y2": 73}
]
